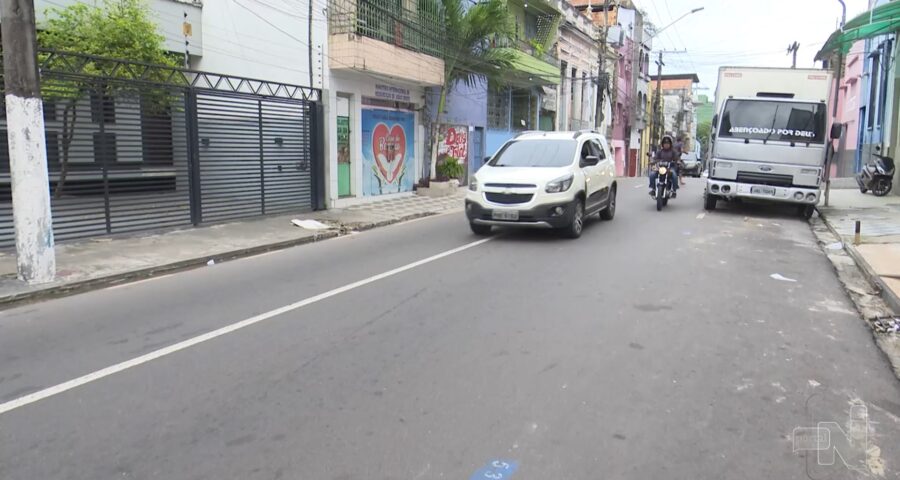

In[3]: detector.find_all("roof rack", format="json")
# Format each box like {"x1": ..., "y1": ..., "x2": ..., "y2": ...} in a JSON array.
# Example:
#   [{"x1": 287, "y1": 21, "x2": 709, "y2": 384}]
[
  {"x1": 513, "y1": 130, "x2": 544, "y2": 138},
  {"x1": 573, "y1": 129, "x2": 599, "y2": 139}
]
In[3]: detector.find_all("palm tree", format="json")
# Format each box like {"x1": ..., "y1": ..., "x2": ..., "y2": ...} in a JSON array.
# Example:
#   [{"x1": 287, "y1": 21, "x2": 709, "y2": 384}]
[{"x1": 426, "y1": 0, "x2": 514, "y2": 180}]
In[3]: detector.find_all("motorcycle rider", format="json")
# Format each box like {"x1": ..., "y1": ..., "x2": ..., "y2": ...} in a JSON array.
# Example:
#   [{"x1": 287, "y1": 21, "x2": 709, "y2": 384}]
[{"x1": 649, "y1": 135, "x2": 679, "y2": 197}]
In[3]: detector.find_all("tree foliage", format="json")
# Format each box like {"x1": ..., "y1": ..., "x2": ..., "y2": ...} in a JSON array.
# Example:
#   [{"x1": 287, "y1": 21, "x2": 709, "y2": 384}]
[
  {"x1": 37, "y1": 0, "x2": 178, "y2": 197},
  {"x1": 426, "y1": 0, "x2": 515, "y2": 178}
]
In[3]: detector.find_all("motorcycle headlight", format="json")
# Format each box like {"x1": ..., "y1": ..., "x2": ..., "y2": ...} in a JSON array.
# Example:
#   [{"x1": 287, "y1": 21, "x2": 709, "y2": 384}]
[
  {"x1": 658, "y1": 166, "x2": 668, "y2": 175},
  {"x1": 469, "y1": 179, "x2": 478, "y2": 192},
  {"x1": 545, "y1": 174, "x2": 574, "y2": 193}
]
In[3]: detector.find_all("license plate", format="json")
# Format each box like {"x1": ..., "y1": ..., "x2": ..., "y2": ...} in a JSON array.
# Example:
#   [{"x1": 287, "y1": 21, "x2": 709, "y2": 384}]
[
  {"x1": 492, "y1": 210, "x2": 519, "y2": 221},
  {"x1": 751, "y1": 186, "x2": 776, "y2": 196}
]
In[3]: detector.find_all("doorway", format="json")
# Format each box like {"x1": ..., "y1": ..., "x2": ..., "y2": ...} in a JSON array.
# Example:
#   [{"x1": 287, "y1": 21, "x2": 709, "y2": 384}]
[{"x1": 336, "y1": 95, "x2": 352, "y2": 197}]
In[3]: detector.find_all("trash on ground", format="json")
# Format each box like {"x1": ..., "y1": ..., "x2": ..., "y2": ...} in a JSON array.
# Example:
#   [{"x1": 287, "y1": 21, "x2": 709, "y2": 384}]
[
  {"x1": 770, "y1": 273, "x2": 797, "y2": 282},
  {"x1": 207, "y1": 259, "x2": 215, "y2": 266},
  {"x1": 826, "y1": 242, "x2": 844, "y2": 250},
  {"x1": 872, "y1": 316, "x2": 900, "y2": 334},
  {"x1": 292, "y1": 219, "x2": 332, "y2": 230}
]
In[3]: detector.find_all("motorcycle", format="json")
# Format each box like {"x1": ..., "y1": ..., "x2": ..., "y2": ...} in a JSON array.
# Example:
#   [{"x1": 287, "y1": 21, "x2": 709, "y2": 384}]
[
  {"x1": 652, "y1": 161, "x2": 676, "y2": 211},
  {"x1": 856, "y1": 153, "x2": 895, "y2": 197}
]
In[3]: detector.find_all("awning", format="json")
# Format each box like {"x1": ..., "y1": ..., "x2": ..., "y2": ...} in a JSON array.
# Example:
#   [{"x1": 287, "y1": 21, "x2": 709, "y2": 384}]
[
  {"x1": 816, "y1": 1, "x2": 900, "y2": 60},
  {"x1": 497, "y1": 48, "x2": 561, "y2": 86}
]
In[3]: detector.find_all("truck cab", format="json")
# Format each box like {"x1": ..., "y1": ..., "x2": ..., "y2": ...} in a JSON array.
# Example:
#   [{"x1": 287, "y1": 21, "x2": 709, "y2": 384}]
[{"x1": 705, "y1": 67, "x2": 836, "y2": 217}]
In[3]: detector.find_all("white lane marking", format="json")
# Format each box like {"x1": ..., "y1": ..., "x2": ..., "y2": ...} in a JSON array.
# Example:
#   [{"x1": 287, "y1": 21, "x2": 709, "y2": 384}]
[
  {"x1": 696, "y1": 213, "x2": 706, "y2": 220},
  {"x1": 0, "y1": 236, "x2": 493, "y2": 416}
]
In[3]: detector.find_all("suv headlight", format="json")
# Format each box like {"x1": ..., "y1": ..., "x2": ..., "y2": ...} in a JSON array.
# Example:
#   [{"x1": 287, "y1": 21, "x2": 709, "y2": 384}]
[
  {"x1": 469, "y1": 179, "x2": 478, "y2": 191},
  {"x1": 545, "y1": 174, "x2": 574, "y2": 193}
]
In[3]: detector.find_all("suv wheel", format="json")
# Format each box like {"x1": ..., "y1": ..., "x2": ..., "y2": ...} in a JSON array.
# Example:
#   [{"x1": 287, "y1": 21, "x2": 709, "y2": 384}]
[
  {"x1": 562, "y1": 199, "x2": 585, "y2": 238},
  {"x1": 599, "y1": 186, "x2": 616, "y2": 220},
  {"x1": 469, "y1": 222, "x2": 492, "y2": 236}
]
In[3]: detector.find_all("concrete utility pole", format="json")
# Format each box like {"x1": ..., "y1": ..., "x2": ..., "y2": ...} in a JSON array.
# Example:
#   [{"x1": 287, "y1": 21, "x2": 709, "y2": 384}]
[
  {"x1": 653, "y1": 51, "x2": 664, "y2": 146},
  {"x1": 595, "y1": 0, "x2": 611, "y2": 131},
  {"x1": 1, "y1": 0, "x2": 56, "y2": 283},
  {"x1": 787, "y1": 41, "x2": 800, "y2": 68},
  {"x1": 825, "y1": 1, "x2": 848, "y2": 207}
]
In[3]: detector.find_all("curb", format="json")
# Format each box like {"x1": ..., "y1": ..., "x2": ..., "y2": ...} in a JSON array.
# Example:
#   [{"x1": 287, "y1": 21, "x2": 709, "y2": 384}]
[
  {"x1": 815, "y1": 208, "x2": 900, "y2": 314},
  {"x1": 0, "y1": 209, "x2": 457, "y2": 309}
]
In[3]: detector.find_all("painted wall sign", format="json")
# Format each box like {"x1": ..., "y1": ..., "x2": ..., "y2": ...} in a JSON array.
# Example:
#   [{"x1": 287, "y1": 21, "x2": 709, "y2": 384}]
[
  {"x1": 361, "y1": 108, "x2": 415, "y2": 195},
  {"x1": 374, "y1": 84, "x2": 412, "y2": 102},
  {"x1": 438, "y1": 125, "x2": 468, "y2": 163}
]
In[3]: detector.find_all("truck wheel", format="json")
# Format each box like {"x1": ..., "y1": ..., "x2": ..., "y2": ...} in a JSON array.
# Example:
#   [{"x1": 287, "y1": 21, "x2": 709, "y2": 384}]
[
  {"x1": 469, "y1": 223, "x2": 492, "y2": 235},
  {"x1": 798, "y1": 205, "x2": 815, "y2": 219},
  {"x1": 704, "y1": 194, "x2": 717, "y2": 211}
]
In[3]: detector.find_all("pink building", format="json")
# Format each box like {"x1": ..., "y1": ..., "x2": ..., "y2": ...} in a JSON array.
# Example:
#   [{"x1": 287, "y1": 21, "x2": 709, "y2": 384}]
[
  {"x1": 611, "y1": 36, "x2": 635, "y2": 177},
  {"x1": 833, "y1": 41, "x2": 865, "y2": 177}
]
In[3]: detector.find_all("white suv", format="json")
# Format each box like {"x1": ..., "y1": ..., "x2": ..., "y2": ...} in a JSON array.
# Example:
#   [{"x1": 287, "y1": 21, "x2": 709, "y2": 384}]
[{"x1": 466, "y1": 131, "x2": 617, "y2": 238}]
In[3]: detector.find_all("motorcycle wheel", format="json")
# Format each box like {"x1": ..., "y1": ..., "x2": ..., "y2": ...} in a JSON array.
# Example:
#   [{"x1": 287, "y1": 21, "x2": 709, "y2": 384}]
[
  {"x1": 656, "y1": 193, "x2": 664, "y2": 211},
  {"x1": 663, "y1": 197, "x2": 669, "y2": 206},
  {"x1": 872, "y1": 178, "x2": 892, "y2": 197}
]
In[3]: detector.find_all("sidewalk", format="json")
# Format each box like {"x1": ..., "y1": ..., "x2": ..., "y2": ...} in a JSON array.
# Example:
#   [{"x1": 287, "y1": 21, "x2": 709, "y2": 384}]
[
  {"x1": 817, "y1": 188, "x2": 900, "y2": 313},
  {"x1": 0, "y1": 190, "x2": 465, "y2": 307}
]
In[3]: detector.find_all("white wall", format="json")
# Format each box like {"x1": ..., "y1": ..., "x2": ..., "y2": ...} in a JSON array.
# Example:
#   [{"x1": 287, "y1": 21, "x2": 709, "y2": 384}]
[
  {"x1": 195, "y1": 0, "x2": 325, "y2": 87},
  {"x1": 325, "y1": 73, "x2": 425, "y2": 207},
  {"x1": 26, "y1": 0, "x2": 203, "y2": 56}
]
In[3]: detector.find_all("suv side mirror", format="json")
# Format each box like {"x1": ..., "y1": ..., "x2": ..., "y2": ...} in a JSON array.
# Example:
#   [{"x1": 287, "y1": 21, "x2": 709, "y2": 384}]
[
  {"x1": 830, "y1": 123, "x2": 843, "y2": 140},
  {"x1": 582, "y1": 155, "x2": 600, "y2": 166}
]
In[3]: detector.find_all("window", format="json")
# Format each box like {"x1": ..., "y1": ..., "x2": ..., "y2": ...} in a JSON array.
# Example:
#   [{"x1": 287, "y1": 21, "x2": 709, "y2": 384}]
[
  {"x1": 490, "y1": 139, "x2": 577, "y2": 168},
  {"x1": 43, "y1": 100, "x2": 57, "y2": 122},
  {"x1": 718, "y1": 99, "x2": 826, "y2": 144},
  {"x1": 93, "y1": 132, "x2": 118, "y2": 163},
  {"x1": 590, "y1": 139, "x2": 606, "y2": 159},
  {"x1": 90, "y1": 90, "x2": 115, "y2": 124}
]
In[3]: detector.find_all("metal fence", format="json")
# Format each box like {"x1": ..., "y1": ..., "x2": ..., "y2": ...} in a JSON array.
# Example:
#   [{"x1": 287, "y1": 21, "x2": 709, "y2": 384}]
[
  {"x1": 0, "y1": 50, "x2": 322, "y2": 247},
  {"x1": 329, "y1": 0, "x2": 445, "y2": 58}
]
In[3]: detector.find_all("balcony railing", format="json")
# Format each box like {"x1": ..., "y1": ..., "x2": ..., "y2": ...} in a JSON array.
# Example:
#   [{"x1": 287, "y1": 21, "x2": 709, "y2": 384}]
[
  {"x1": 492, "y1": 37, "x2": 560, "y2": 67},
  {"x1": 329, "y1": 0, "x2": 444, "y2": 59}
]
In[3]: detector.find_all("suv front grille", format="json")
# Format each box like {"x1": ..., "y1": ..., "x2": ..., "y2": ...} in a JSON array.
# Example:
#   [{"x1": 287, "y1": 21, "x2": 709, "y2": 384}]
[
  {"x1": 484, "y1": 183, "x2": 537, "y2": 188},
  {"x1": 736, "y1": 172, "x2": 793, "y2": 187},
  {"x1": 485, "y1": 192, "x2": 533, "y2": 204}
]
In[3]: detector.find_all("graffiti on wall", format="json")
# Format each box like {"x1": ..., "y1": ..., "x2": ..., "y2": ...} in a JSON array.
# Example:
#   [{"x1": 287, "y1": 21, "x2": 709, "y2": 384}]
[
  {"x1": 361, "y1": 108, "x2": 415, "y2": 195},
  {"x1": 438, "y1": 125, "x2": 468, "y2": 163}
]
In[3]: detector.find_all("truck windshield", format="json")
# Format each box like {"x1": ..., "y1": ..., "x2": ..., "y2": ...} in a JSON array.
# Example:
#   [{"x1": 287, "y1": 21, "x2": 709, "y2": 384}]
[
  {"x1": 490, "y1": 139, "x2": 577, "y2": 167},
  {"x1": 718, "y1": 99, "x2": 826, "y2": 144}
]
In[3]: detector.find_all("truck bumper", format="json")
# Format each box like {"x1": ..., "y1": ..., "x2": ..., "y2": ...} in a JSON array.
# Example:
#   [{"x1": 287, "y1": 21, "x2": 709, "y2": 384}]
[{"x1": 705, "y1": 179, "x2": 820, "y2": 205}]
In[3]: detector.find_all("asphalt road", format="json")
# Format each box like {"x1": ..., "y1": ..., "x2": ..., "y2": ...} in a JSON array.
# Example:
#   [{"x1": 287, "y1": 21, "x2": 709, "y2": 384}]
[{"x1": 1, "y1": 178, "x2": 899, "y2": 479}]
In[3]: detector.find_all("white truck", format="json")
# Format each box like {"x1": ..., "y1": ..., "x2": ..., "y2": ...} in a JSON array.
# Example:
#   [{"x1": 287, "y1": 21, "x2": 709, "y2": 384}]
[{"x1": 705, "y1": 67, "x2": 840, "y2": 217}]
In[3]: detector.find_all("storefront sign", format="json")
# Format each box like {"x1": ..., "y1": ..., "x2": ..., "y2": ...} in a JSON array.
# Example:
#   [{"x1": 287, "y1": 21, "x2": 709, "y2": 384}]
[
  {"x1": 361, "y1": 108, "x2": 415, "y2": 196},
  {"x1": 374, "y1": 84, "x2": 412, "y2": 102},
  {"x1": 438, "y1": 125, "x2": 468, "y2": 163}
]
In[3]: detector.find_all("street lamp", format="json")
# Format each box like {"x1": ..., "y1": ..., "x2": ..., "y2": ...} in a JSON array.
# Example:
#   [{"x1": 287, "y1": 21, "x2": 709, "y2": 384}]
[
  {"x1": 652, "y1": 7, "x2": 705, "y2": 38},
  {"x1": 649, "y1": 6, "x2": 704, "y2": 147}
]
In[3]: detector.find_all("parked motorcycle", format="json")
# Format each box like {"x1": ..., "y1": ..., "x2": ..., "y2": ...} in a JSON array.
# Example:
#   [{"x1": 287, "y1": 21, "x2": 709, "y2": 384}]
[
  {"x1": 652, "y1": 161, "x2": 676, "y2": 211},
  {"x1": 856, "y1": 153, "x2": 895, "y2": 197}
]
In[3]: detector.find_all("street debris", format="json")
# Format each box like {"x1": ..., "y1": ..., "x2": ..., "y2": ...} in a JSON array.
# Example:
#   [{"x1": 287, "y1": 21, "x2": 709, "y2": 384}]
[
  {"x1": 770, "y1": 273, "x2": 798, "y2": 282},
  {"x1": 291, "y1": 219, "x2": 332, "y2": 230},
  {"x1": 872, "y1": 316, "x2": 900, "y2": 335},
  {"x1": 826, "y1": 241, "x2": 844, "y2": 250},
  {"x1": 207, "y1": 259, "x2": 215, "y2": 266},
  {"x1": 808, "y1": 379, "x2": 821, "y2": 388},
  {"x1": 696, "y1": 213, "x2": 706, "y2": 220}
]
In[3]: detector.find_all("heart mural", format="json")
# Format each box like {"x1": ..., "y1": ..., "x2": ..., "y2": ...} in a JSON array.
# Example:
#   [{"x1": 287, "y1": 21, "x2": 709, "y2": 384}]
[{"x1": 371, "y1": 123, "x2": 407, "y2": 184}]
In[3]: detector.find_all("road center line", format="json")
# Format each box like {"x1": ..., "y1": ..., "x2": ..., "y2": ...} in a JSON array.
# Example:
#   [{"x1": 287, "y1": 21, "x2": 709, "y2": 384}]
[{"x1": 0, "y1": 236, "x2": 494, "y2": 416}]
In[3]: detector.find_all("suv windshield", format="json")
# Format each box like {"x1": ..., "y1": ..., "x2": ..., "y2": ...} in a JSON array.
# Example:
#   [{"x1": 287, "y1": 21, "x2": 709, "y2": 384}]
[
  {"x1": 718, "y1": 99, "x2": 826, "y2": 143},
  {"x1": 490, "y1": 139, "x2": 577, "y2": 167}
]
